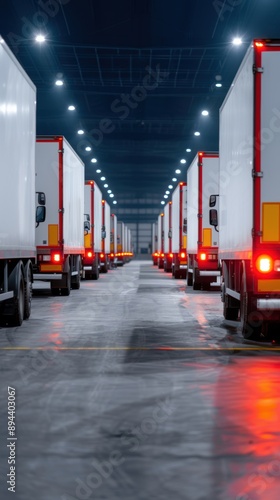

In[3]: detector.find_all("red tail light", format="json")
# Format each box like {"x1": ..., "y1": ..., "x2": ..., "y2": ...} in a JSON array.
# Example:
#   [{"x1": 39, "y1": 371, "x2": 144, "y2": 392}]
[
  {"x1": 169, "y1": 253, "x2": 173, "y2": 258},
  {"x1": 110, "y1": 253, "x2": 114, "y2": 257},
  {"x1": 87, "y1": 251, "x2": 93, "y2": 258},
  {"x1": 100, "y1": 253, "x2": 104, "y2": 259},
  {"x1": 180, "y1": 252, "x2": 186, "y2": 259},
  {"x1": 161, "y1": 253, "x2": 164, "y2": 258},
  {"x1": 256, "y1": 255, "x2": 273, "y2": 273},
  {"x1": 199, "y1": 253, "x2": 206, "y2": 261},
  {"x1": 255, "y1": 41, "x2": 264, "y2": 48},
  {"x1": 52, "y1": 252, "x2": 61, "y2": 263}
]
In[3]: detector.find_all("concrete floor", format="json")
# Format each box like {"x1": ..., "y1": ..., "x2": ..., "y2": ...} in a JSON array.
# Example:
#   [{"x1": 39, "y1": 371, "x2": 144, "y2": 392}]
[{"x1": 1, "y1": 261, "x2": 280, "y2": 500}]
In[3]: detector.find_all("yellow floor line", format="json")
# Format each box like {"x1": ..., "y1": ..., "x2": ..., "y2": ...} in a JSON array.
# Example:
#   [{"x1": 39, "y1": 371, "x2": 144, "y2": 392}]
[{"x1": 0, "y1": 346, "x2": 279, "y2": 351}]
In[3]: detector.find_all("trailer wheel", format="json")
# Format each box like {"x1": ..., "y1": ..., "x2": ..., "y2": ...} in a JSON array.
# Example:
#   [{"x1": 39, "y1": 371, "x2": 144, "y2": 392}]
[
  {"x1": 24, "y1": 261, "x2": 32, "y2": 319},
  {"x1": 193, "y1": 269, "x2": 201, "y2": 290},
  {"x1": 61, "y1": 269, "x2": 71, "y2": 296},
  {"x1": 240, "y1": 275, "x2": 261, "y2": 339},
  {"x1": 91, "y1": 259, "x2": 99, "y2": 280},
  {"x1": 187, "y1": 271, "x2": 193, "y2": 286},
  {"x1": 2, "y1": 263, "x2": 25, "y2": 326},
  {"x1": 71, "y1": 256, "x2": 81, "y2": 290},
  {"x1": 223, "y1": 295, "x2": 239, "y2": 321}
]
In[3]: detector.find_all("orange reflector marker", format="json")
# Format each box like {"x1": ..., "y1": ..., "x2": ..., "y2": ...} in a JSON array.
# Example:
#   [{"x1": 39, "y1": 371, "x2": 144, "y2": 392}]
[
  {"x1": 200, "y1": 253, "x2": 206, "y2": 261},
  {"x1": 256, "y1": 255, "x2": 273, "y2": 273},
  {"x1": 255, "y1": 41, "x2": 264, "y2": 48}
]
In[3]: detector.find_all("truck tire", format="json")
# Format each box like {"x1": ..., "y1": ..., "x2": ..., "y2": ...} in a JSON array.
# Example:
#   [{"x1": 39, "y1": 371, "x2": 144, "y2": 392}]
[
  {"x1": 71, "y1": 256, "x2": 81, "y2": 290},
  {"x1": 192, "y1": 269, "x2": 200, "y2": 290},
  {"x1": 223, "y1": 295, "x2": 239, "y2": 321},
  {"x1": 187, "y1": 272, "x2": 193, "y2": 286},
  {"x1": 240, "y1": 274, "x2": 261, "y2": 339},
  {"x1": 91, "y1": 258, "x2": 99, "y2": 280},
  {"x1": 61, "y1": 269, "x2": 71, "y2": 296},
  {"x1": 24, "y1": 261, "x2": 32, "y2": 319},
  {"x1": 1, "y1": 262, "x2": 25, "y2": 326}
]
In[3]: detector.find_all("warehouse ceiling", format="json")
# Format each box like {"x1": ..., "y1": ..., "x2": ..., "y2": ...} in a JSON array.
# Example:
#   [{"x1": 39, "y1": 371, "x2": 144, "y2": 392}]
[{"x1": 1, "y1": 0, "x2": 280, "y2": 222}]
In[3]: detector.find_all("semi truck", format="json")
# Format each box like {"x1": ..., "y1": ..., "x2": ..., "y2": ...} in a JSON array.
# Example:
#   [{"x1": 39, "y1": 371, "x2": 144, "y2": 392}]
[
  {"x1": 34, "y1": 137, "x2": 84, "y2": 295},
  {"x1": 171, "y1": 182, "x2": 188, "y2": 279},
  {"x1": 110, "y1": 213, "x2": 117, "y2": 265},
  {"x1": 212, "y1": 38, "x2": 280, "y2": 338},
  {"x1": 83, "y1": 180, "x2": 102, "y2": 280},
  {"x1": 100, "y1": 199, "x2": 110, "y2": 273},
  {"x1": 0, "y1": 37, "x2": 37, "y2": 325},
  {"x1": 163, "y1": 202, "x2": 173, "y2": 272},
  {"x1": 152, "y1": 222, "x2": 158, "y2": 265},
  {"x1": 187, "y1": 152, "x2": 220, "y2": 290},
  {"x1": 116, "y1": 221, "x2": 125, "y2": 266},
  {"x1": 157, "y1": 213, "x2": 164, "y2": 269}
]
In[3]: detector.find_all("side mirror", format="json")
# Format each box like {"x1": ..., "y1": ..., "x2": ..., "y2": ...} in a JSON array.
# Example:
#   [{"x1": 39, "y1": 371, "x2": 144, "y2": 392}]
[
  {"x1": 36, "y1": 205, "x2": 46, "y2": 227},
  {"x1": 84, "y1": 221, "x2": 90, "y2": 232},
  {"x1": 209, "y1": 209, "x2": 218, "y2": 227},
  {"x1": 37, "y1": 192, "x2": 46, "y2": 206},
  {"x1": 209, "y1": 194, "x2": 218, "y2": 207}
]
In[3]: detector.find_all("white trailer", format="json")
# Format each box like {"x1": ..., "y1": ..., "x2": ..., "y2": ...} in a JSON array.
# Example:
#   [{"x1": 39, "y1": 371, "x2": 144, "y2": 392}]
[
  {"x1": 215, "y1": 39, "x2": 280, "y2": 338},
  {"x1": 83, "y1": 180, "x2": 102, "y2": 280},
  {"x1": 152, "y1": 222, "x2": 158, "y2": 265},
  {"x1": 171, "y1": 182, "x2": 188, "y2": 279},
  {"x1": 100, "y1": 199, "x2": 111, "y2": 273},
  {"x1": 116, "y1": 221, "x2": 125, "y2": 266},
  {"x1": 0, "y1": 36, "x2": 37, "y2": 326},
  {"x1": 187, "y1": 152, "x2": 220, "y2": 290},
  {"x1": 110, "y1": 213, "x2": 117, "y2": 265},
  {"x1": 163, "y1": 202, "x2": 172, "y2": 272},
  {"x1": 34, "y1": 137, "x2": 84, "y2": 295},
  {"x1": 157, "y1": 213, "x2": 164, "y2": 268}
]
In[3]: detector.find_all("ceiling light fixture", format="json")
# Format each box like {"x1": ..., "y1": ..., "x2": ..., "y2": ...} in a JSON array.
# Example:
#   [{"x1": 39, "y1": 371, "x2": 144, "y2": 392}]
[
  {"x1": 113, "y1": 201, "x2": 117, "y2": 205},
  {"x1": 96, "y1": 169, "x2": 101, "y2": 173},
  {"x1": 232, "y1": 37, "x2": 242, "y2": 46},
  {"x1": 186, "y1": 148, "x2": 191, "y2": 152},
  {"x1": 194, "y1": 131, "x2": 200, "y2": 136},
  {"x1": 55, "y1": 80, "x2": 64, "y2": 86},
  {"x1": 168, "y1": 185, "x2": 173, "y2": 189},
  {"x1": 201, "y1": 110, "x2": 209, "y2": 116},
  {"x1": 100, "y1": 176, "x2": 106, "y2": 181},
  {"x1": 91, "y1": 158, "x2": 97, "y2": 163},
  {"x1": 215, "y1": 83, "x2": 222, "y2": 88},
  {"x1": 109, "y1": 194, "x2": 114, "y2": 198},
  {"x1": 161, "y1": 201, "x2": 165, "y2": 205},
  {"x1": 172, "y1": 178, "x2": 177, "y2": 182},
  {"x1": 180, "y1": 159, "x2": 186, "y2": 164},
  {"x1": 68, "y1": 105, "x2": 75, "y2": 111},
  {"x1": 85, "y1": 146, "x2": 92, "y2": 151},
  {"x1": 35, "y1": 34, "x2": 46, "y2": 43},
  {"x1": 164, "y1": 195, "x2": 168, "y2": 199},
  {"x1": 175, "y1": 169, "x2": 181, "y2": 174},
  {"x1": 104, "y1": 184, "x2": 108, "y2": 188},
  {"x1": 77, "y1": 129, "x2": 84, "y2": 135}
]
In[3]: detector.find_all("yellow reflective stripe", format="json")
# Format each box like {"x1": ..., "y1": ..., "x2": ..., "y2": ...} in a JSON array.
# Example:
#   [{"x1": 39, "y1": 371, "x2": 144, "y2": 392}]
[
  {"x1": 262, "y1": 203, "x2": 280, "y2": 243},
  {"x1": 48, "y1": 224, "x2": 58, "y2": 246},
  {"x1": 203, "y1": 228, "x2": 212, "y2": 247},
  {"x1": 84, "y1": 233, "x2": 91, "y2": 248},
  {"x1": 258, "y1": 279, "x2": 280, "y2": 292}
]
